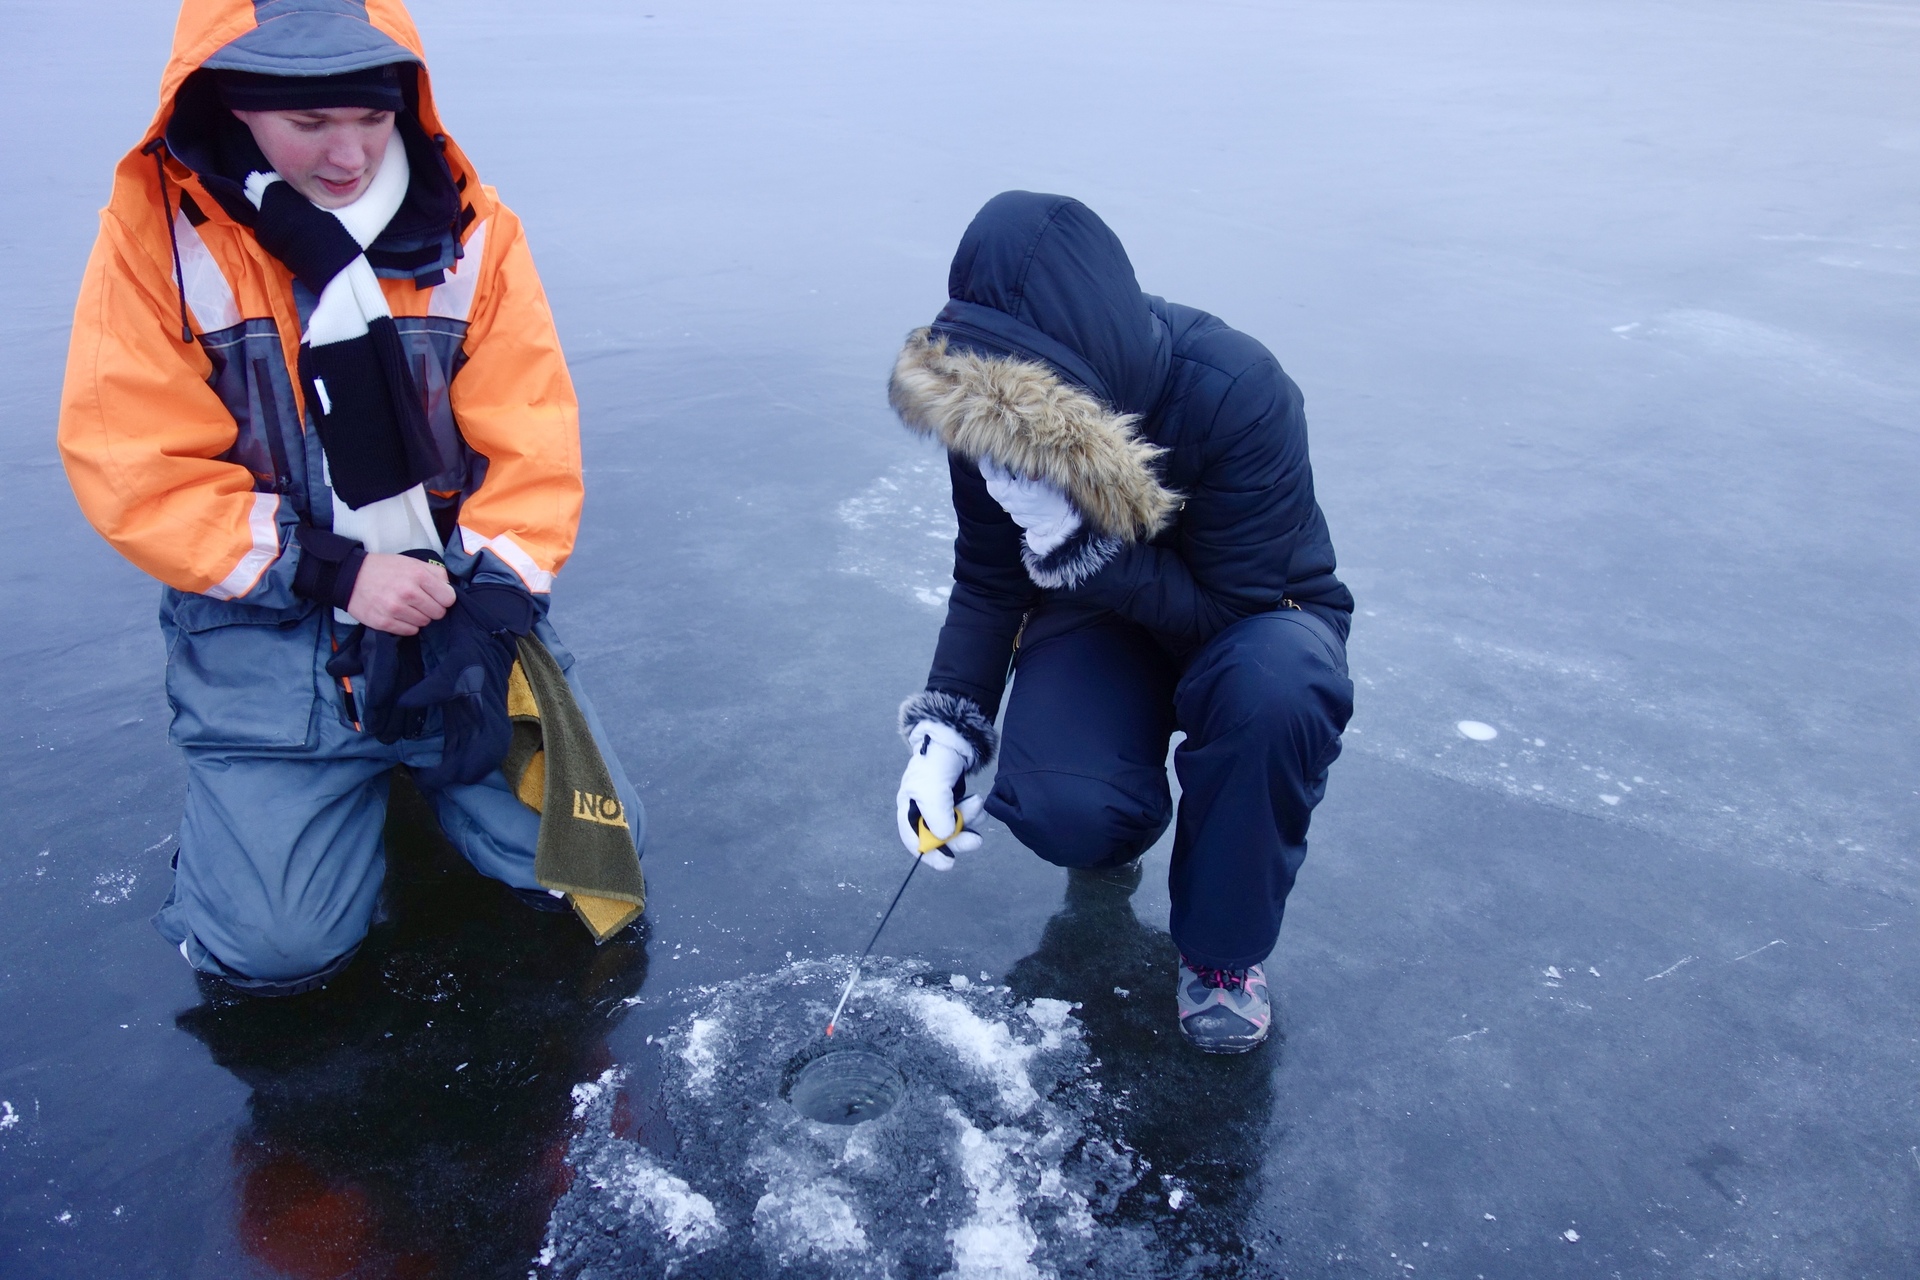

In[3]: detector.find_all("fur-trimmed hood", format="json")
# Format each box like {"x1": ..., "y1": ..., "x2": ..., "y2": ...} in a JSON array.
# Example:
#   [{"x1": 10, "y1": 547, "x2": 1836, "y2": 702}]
[
  {"x1": 890, "y1": 191, "x2": 1181, "y2": 544},
  {"x1": 889, "y1": 329, "x2": 1177, "y2": 541}
]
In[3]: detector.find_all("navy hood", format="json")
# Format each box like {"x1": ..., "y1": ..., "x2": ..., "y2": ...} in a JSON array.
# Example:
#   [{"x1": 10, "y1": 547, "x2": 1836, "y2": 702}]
[{"x1": 932, "y1": 192, "x2": 1173, "y2": 420}]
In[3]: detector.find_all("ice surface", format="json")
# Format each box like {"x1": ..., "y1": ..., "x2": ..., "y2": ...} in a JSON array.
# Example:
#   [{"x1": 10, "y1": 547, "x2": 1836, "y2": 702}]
[
  {"x1": 3, "y1": 0, "x2": 1917, "y2": 1276},
  {"x1": 837, "y1": 459, "x2": 958, "y2": 610}
]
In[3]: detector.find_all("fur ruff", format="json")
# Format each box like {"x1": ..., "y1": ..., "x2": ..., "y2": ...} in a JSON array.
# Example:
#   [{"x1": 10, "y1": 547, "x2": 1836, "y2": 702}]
[
  {"x1": 898, "y1": 689, "x2": 997, "y2": 770},
  {"x1": 888, "y1": 329, "x2": 1179, "y2": 542},
  {"x1": 1023, "y1": 525, "x2": 1123, "y2": 589}
]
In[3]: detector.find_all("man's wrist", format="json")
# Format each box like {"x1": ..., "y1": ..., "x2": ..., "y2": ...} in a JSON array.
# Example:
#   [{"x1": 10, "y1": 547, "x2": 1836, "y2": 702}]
[{"x1": 293, "y1": 525, "x2": 368, "y2": 610}]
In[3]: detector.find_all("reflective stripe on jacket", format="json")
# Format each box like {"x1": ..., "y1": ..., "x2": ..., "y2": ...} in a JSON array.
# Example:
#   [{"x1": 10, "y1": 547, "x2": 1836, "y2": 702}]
[{"x1": 59, "y1": 0, "x2": 583, "y2": 605}]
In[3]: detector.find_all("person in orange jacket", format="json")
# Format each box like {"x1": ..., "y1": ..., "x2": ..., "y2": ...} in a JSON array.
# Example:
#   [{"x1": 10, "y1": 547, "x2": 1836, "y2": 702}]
[{"x1": 59, "y1": 0, "x2": 644, "y2": 995}]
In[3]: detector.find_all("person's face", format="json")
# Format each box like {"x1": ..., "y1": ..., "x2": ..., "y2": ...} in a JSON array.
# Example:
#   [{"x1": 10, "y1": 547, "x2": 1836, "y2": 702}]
[{"x1": 232, "y1": 106, "x2": 395, "y2": 208}]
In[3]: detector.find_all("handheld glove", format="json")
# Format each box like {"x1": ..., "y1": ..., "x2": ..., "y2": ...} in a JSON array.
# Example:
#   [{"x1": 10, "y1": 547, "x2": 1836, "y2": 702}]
[
  {"x1": 397, "y1": 582, "x2": 538, "y2": 789},
  {"x1": 325, "y1": 625, "x2": 427, "y2": 743},
  {"x1": 896, "y1": 721, "x2": 987, "y2": 870},
  {"x1": 980, "y1": 458, "x2": 1080, "y2": 556}
]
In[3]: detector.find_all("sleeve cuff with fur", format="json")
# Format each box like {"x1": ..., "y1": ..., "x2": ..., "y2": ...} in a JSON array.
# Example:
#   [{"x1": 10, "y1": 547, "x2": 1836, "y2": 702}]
[
  {"x1": 1021, "y1": 523, "x2": 1124, "y2": 590},
  {"x1": 898, "y1": 689, "x2": 998, "y2": 771}
]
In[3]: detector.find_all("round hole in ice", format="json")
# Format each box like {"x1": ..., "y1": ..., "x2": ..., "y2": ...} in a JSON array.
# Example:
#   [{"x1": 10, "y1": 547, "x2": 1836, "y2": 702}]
[
  {"x1": 784, "y1": 1049, "x2": 904, "y2": 1125},
  {"x1": 1456, "y1": 720, "x2": 1499, "y2": 741}
]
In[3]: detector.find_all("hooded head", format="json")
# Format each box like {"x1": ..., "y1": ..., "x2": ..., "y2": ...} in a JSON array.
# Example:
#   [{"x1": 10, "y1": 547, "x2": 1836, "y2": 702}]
[
  {"x1": 889, "y1": 192, "x2": 1179, "y2": 543},
  {"x1": 139, "y1": 0, "x2": 470, "y2": 286}
]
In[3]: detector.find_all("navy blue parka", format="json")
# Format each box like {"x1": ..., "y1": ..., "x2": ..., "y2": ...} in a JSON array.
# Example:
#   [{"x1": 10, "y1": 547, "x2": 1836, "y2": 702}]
[{"x1": 890, "y1": 192, "x2": 1351, "y2": 762}]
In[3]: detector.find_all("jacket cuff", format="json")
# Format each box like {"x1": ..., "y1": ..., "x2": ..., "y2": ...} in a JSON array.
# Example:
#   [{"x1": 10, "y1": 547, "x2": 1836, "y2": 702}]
[
  {"x1": 462, "y1": 579, "x2": 538, "y2": 637},
  {"x1": 1021, "y1": 524, "x2": 1124, "y2": 589},
  {"x1": 898, "y1": 689, "x2": 997, "y2": 771},
  {"x1": 292, "y1": 525, "x2": 368, "y2": 611}
]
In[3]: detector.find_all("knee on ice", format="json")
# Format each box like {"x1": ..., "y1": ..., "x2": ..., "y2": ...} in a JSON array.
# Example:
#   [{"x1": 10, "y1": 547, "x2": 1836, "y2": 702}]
[
  {"x1": 991, "y1": 771, "x2": 1170, "y2": 869},
  {"x1": 192, "y1": 919, "x2": 362, "y2": 996}
]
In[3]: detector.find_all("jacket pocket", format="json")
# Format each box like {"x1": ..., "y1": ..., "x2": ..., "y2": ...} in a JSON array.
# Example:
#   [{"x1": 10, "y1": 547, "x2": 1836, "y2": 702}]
[{"x1": 164, "y1": 596, "x2": 321, "y2": 750}]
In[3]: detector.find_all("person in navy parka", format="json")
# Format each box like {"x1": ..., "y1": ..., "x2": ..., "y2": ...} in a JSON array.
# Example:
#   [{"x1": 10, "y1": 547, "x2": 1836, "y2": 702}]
[{"x1": 889, "y1": 192, "x2": 1354, "y2": 1053}]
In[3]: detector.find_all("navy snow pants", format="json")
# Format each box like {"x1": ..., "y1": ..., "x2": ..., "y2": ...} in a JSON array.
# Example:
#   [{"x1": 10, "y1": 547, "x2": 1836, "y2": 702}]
[
  {"x1": 986, "y1": 605, "x2": 1352, "y2": 971},
  {"x1": 152, "y1": 595, "x2": 644, "y2": 995}
]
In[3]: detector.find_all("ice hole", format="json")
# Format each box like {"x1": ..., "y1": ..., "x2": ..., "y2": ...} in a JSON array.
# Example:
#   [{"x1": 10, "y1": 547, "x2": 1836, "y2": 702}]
[{"x1": 785, "y1": 1049, "x2": 904, "y2": 1125}]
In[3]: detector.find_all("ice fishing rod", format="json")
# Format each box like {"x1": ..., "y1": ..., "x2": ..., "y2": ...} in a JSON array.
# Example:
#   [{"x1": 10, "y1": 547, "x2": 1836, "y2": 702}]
[{"x1": 824, "y1": 805, "x2": 964, "y2": 1038}]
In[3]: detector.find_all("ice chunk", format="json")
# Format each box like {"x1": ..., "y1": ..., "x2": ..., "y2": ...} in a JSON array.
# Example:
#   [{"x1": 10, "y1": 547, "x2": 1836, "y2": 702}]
[{"x1": 1026, "y1": 998, "x2": 1074, "y2": 1032}]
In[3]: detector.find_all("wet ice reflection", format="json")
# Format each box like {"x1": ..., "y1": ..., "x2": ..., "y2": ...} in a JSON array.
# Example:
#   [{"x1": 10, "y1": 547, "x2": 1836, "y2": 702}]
[{"x1": 176, "y1": 780, "x2": 650, "y2": 1277}]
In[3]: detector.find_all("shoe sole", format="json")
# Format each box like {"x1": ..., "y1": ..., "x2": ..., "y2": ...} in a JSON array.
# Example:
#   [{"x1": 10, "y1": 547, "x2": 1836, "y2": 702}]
[{"x1": 1178, "y1": 1025, "x2": 1269, "y2": 1055}]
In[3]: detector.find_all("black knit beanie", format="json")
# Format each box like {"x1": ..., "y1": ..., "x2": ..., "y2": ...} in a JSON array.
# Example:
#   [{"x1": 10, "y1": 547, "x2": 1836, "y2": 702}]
[{"x1": 214, "y1": 64, "x2": 407, "y2": 114}]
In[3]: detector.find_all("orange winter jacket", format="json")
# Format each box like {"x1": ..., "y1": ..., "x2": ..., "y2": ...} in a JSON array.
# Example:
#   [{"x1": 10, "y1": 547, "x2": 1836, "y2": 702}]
[{"x1": 59, "y1": 0, "x2": 582, "y2": 604}]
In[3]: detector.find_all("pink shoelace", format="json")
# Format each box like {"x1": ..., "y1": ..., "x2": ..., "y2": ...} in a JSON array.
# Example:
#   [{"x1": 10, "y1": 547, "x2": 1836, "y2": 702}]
[{"x1": 1182, "y1": 958, "x2": 1251, "y2": 993}]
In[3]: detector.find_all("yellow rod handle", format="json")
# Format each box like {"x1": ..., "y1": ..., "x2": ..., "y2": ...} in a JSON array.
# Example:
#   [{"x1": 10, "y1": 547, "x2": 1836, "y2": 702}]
[{"x1": 916, "y1": 807, "x2": 965, "y2": 855}]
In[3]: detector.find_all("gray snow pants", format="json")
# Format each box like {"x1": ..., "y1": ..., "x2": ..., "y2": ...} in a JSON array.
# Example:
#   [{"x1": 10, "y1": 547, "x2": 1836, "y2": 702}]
[{"x1": 151, "y1": 592, "x2": 644, "y2": 995}]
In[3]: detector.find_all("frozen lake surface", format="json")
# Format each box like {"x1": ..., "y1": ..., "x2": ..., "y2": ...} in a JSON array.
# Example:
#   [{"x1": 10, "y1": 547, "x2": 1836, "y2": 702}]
[{"x1": 4, "y1": 0, "x2": 1917, "y2": 1276}]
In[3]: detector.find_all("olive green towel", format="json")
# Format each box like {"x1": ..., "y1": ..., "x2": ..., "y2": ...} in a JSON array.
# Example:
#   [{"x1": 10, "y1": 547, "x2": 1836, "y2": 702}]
[{"x1": 501, "y1": 636, "x2": 645, "y2": 942}]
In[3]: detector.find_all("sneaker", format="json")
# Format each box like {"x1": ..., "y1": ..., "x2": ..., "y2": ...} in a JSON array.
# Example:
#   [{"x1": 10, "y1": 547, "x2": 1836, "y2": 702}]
[{"x1": 1176, "y1": 958, "x2": 1270, "y2": 1054}]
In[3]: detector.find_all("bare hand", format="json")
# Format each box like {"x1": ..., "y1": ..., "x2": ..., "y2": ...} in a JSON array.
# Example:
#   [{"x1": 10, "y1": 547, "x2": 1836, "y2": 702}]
[{"x1": 347, "y1": 553, "x2": 456, "y2": 635}]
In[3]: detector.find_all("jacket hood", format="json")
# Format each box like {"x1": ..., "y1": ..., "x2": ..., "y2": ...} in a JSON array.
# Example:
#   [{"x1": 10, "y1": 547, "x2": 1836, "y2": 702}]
[
  {"x1": 936, "y1": 192, "x2": 1172, "y2": 419},
  {"x1": 135, "y1": 0, "x2": 482, "y2": 280},
  {"x1": 889, "y1": 192, "x2": 1179, "y2": 542},
  {"x1": 153, "y1": 1, "x2": 425, "y2": 137}
]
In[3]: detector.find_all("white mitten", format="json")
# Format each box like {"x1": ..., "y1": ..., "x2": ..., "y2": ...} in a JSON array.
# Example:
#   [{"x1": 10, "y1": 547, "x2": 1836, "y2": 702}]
[
  {"x1": 981, "y1": 458, "x2": 1081, "y2": 556},
  {"x1": 896, "y1": 721, "x2": 987, "y2": 869}
]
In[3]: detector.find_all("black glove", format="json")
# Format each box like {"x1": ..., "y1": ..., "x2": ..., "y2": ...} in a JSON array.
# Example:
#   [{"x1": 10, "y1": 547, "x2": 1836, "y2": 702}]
[
  {"x1": 397, "y1": 581, "x2": 538, "y2": 789},
  {"x1": 325, "y1": 625, "x2": 427, "y2": 743}
]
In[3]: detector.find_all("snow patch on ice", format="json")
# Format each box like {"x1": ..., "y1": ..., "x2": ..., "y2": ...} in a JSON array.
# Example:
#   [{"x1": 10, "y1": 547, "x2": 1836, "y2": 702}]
[
  {"x1": 538, "y1": 960, "x2": 1142, "y2": 1277},
  {"x1": 752, "y1": 1152, "x2": 868, "y2": 1264},
  {"x1": 548, "y1": 1068, "x2": 724, "y2": 1266},
  {"x1": 598, "y1": 1147, "x2": 723, "y2": 1249},
  {"x1": 946, "y1": 1103, "x2": 1042, "y2": 1279},
  {"x1": 908, "y1": 988, "x2": 1042, "y2": 1114},
  {"x1": 680, "y1": 1017, "x2": 727, "y2": 1096}
]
